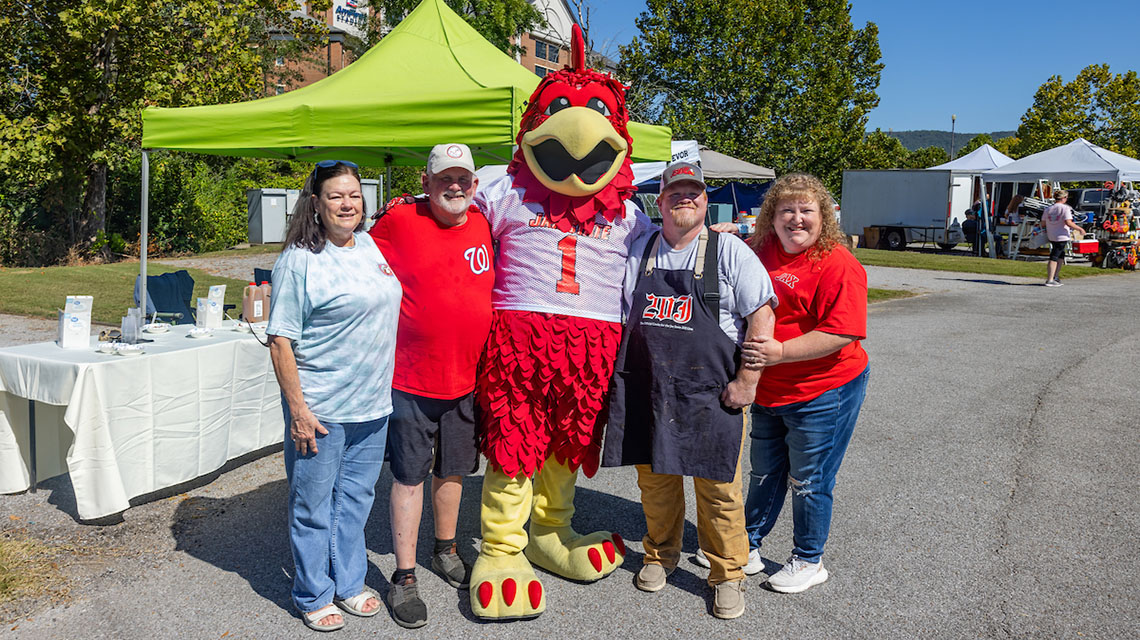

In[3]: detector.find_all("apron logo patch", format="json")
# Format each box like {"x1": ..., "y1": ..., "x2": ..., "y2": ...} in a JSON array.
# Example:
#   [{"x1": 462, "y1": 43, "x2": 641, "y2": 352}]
[
  {"x1": 642, "y1": 294, "x2": 692, "y2": 324},
  {"x1": 464, "y1": 244, "x2": 491, "y2": 275},
  {"x1": 379, "y1": 263, "x2": 395, "y2": 276},
  {"x1": 775, "y1": 273, "x2": 799, "y2": 289}
]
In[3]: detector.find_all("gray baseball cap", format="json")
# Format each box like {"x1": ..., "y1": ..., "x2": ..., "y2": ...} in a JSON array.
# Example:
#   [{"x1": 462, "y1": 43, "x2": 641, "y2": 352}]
[
  {"x1": 659, "y1": 161, "x2": 706, "y2": 191},
  {"x1": 427, "y1": 143, "x2": 475, "y2": 175}
]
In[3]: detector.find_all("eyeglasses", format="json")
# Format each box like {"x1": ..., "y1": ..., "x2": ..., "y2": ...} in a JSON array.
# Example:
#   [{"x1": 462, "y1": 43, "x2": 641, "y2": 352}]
[{"x1": 315, "y1": 160, "x2": 358, "y2": 169}]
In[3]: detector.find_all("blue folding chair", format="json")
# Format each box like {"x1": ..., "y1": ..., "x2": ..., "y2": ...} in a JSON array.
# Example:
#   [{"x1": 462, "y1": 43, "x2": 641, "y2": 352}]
[
  {"x1": 134, "y1": 271, "x2": 196, "y2": 325},
  {"x1": 253, "y1": 268, "x2": 272, "y2": 286}
]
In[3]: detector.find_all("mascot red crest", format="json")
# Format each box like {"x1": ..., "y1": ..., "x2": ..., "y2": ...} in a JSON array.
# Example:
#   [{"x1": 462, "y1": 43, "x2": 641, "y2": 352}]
[{"x1": 506, "y1": 26, "x2": 636, "y2": 233}]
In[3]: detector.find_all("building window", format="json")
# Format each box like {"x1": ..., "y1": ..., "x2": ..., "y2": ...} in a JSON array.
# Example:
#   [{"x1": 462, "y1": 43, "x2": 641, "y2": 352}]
[
  {"x1": 275, "y1": 83, "x2": 286, "y2": 95},
  {"x1": 275, "y1": 56, "x2": 284, "y2": 67},
  {"x1": 535, "y1": 65, "x2": 548, "y2": 77},
  {"x1": 533, "y1": 38, "x2": 560, "y2": 64}
]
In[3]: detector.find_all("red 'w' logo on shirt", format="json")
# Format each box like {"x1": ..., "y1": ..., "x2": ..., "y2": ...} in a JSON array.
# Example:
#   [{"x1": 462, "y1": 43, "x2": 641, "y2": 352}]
[
  {"x1": 775, "y1": 273, "x2": 799, "y2": 289},
  {"x1": 643, "y1": 294, "x2": 693, "y2": 324}
]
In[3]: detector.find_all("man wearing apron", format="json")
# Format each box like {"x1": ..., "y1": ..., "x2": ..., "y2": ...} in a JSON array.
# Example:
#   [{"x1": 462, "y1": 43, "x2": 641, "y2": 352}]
[{"x1": 604, "y1": 162, "x2": 776, "y2": 619}]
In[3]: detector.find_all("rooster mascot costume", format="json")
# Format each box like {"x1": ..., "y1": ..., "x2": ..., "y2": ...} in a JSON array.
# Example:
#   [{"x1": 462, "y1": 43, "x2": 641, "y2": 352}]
[{"x1": 470, "y1": 25, "x2": 653, "y2": 619}]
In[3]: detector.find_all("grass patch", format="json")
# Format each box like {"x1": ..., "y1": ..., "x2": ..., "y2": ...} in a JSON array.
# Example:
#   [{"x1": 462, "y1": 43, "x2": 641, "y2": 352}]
[
  {"x1": 188, "y1": 243, "x2": 283, "y2": 260},
  {"x1": 853, "y1": 248, "x2": 1119, "y2": 279},
  {"x1": 0, "y1": 535, "x2": 63, "y2": 606},
  {"x1": 868, "y1": 287, "x2": 916, "y2": 303},
  {"x1": 0, "y1": 262, "x2": 250, "y2": 325}
]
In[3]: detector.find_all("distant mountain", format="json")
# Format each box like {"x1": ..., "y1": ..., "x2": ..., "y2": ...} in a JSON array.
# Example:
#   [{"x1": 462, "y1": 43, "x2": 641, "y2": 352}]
[{"x1": 886, "y1": 130, "x2": 1016, "y2": 153}]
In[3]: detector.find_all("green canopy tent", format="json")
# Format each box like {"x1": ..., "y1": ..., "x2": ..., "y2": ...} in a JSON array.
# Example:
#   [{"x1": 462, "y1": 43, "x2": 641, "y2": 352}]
[{"x1": 136, "y1": 0, "x2": 671, "y2": 311}]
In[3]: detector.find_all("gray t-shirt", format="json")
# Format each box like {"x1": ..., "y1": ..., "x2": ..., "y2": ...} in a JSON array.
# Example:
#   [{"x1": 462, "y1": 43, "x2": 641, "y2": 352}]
[
  {"x1": 623, "y1": 230, "x2": 776, "y2": 343},
  {"x1": 267, "y1": 232, "x2": 403, "y2": 422}
]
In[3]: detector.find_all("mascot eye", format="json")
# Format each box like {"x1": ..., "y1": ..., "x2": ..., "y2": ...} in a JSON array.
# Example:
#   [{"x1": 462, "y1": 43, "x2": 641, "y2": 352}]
[
  {"x1": 544, "y1": 97, "x2": 571, "y2": 116},
  {"x1": 586, "y1": 97, "x2": 611, "y2": 116}
]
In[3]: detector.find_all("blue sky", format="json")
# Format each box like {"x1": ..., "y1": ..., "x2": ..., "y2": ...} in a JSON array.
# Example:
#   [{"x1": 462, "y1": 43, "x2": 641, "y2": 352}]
[{"x1": 583, "y1": 0, "x2": 1136, "y2": 134}]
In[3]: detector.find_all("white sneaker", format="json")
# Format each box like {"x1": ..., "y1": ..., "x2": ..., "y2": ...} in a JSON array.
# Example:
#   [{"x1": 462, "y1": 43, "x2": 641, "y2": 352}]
[
  {"x1": 693, "y1": 548, "x2": 765, "y2": 576},
  {"x1": 767, "y1": 556, "x2": 829, "y2": 593}
]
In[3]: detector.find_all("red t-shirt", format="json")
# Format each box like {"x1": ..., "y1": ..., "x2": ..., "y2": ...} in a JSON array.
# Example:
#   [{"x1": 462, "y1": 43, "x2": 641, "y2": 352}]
[
  {"x1": 369, "y1": 201, "x2": 495, "y2": 399},
  {"x1": 754, "y1": 240, "x2": 869, "y2": 407}
]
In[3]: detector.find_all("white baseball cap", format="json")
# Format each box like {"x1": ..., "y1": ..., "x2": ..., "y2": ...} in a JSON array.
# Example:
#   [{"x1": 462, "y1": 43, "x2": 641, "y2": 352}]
[{"x1": 427, "y1": 143, "x2": 476, "y2": 175}]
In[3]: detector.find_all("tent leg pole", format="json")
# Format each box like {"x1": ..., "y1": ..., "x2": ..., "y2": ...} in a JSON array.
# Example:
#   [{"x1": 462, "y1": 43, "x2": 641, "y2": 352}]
[
  {"x1": 139, "y1": 151, "x2": 149, "y2": 316},
  {"x1": 982, "y1": 181, "x2": 996, "y2": 259},
  {"x1": 384, "y1": 166, "x2": 391, "y2": 205}
]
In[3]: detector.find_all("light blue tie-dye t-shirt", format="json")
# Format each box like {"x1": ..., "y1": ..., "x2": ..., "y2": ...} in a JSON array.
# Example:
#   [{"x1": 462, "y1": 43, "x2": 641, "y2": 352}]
[{"x1": 267, "y1": 232, "x2": 402, "y2": 423}]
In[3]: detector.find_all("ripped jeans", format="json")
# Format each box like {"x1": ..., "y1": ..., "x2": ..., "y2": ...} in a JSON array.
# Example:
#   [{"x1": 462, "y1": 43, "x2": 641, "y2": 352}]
[{"x1": 743, "y1": 366, "x2": 869, "y2": 563}]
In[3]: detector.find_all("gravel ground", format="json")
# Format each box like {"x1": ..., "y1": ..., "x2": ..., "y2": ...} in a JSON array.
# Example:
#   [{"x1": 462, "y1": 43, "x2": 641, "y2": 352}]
[{"x1": 2, "y1": 262, "x2": 1138, "y2": 639}]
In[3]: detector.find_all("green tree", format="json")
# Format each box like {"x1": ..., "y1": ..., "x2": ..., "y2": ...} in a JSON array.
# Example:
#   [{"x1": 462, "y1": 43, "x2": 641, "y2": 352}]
[
  {"x1": 957, "y1": 133, "x2": 993, "y2": 157},
  {"x1": 849, "y1": 129, "x2": 908, "y2": 170},
  {"x1": 992, "y1": 136, "x2": 1019, "y2": 158},
  {"x1": 619, "y1": 0, "x2": 882, "y2": 194},
  {"x1": 0, "y1": 0, "x2": 332, "y2": 258},
  {"x1": 364, "y1": 0, "x2": 542, "y2": 56},
  {"x1": 904, "y1": 146, "x2": 949, "y2": 169},
  {"x1": 1014, "y1": 64, "x2": 1140, "y2": 157}
]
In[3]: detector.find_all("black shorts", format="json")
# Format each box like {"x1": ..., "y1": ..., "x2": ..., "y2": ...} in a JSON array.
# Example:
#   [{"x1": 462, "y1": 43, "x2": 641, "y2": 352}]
[
  {"x1": 1049, "y1": 240, "x2": 1067, "y2": 261},
  {"x1": 388, "y1": 389, "x2": 480, "y2": 485}
]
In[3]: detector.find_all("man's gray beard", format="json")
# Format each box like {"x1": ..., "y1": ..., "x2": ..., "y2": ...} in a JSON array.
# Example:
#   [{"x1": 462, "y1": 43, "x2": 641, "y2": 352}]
[{"x1": 434, "y1": 192, "x2": 471, "y2": 217}]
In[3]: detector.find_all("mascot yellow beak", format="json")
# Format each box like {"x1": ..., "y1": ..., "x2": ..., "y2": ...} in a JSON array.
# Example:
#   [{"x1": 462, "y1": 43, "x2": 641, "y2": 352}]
[{"x1": 520, "y1": 107, "x2": 629, "y2": 198}]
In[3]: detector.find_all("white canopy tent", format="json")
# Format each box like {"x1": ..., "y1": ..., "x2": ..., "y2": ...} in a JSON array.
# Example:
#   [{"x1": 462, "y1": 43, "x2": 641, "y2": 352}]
[
  {"x1": 926, "y1": 144, "x2": 1014, "y2": 258},
  {"x1": 981, "y1": 138, "x2": 1140, "y2": 183},
  {"x1": 698, "y1": 146, "x2": 776, "y2": 180},
  {"x1": 972, "y1": 138, "x2": 1140, "y2": 258},
  {"x1": 927, "y1": 143, "x2": 1013, "y2": 173}
]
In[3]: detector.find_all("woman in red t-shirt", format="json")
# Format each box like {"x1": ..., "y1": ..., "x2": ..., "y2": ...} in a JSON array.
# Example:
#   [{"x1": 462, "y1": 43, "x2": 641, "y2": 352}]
[{"x1": 738, "y1": 173, "x2": 870, "y2": 594}]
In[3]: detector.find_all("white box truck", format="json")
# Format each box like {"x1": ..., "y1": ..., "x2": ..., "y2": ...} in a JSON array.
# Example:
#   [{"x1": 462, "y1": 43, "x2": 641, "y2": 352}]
[{"x1": 840, "y1": 170, "x2": 973, "y2": 250}]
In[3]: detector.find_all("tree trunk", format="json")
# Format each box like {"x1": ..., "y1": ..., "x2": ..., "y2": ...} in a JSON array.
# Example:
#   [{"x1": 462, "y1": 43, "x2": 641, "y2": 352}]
[{"x1": 78, "y1": 161, "x2": 108, "y2": 252}]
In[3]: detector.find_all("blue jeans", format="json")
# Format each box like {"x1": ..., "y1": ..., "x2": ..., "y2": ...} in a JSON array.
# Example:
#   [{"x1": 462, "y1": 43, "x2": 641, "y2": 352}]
[
  {"x1": 744, "y1": 366, "x2": 869, "y2": 563},
  {"x1": 283, "y1": 405, "x2": 388, "y2": 613}
]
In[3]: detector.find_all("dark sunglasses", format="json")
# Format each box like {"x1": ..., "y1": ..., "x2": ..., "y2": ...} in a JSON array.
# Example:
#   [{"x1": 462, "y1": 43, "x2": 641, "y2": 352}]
[{"x1": 315, "y1": 160, "x2": 358, "y2": 170}]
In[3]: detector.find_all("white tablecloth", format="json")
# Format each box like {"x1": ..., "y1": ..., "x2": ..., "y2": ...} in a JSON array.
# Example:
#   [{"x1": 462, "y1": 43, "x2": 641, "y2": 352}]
[{"x1": 0, "y1": 324, "x2": 284, "y2": 519}]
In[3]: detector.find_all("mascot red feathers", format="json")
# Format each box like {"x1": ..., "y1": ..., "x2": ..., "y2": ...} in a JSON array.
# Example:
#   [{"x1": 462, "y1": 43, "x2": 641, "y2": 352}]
[{"x1": 469, "y1": 25, "x2": 650, "y2": 620}]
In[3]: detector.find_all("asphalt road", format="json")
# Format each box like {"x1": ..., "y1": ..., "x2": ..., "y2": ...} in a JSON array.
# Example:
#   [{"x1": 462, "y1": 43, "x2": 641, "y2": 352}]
[{"x1": 2, "y1": 265, "x2": 1138, "y2": 639}]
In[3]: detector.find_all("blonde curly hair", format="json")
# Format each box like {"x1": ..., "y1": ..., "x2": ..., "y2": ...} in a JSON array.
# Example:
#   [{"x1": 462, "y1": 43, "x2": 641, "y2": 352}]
[{"x1": 748, "y1": 173, "x2": 845, "y2": 260}]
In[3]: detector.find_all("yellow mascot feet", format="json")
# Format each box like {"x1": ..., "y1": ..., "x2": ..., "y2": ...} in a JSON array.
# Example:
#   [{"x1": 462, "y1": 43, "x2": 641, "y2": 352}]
[
  {"x1": 470, "y1": 551, "x2": 546, "y2": 619},
  {"x1": 473, "y1": 466, "x2": 547, "y2": 619},
  {"x1": 525, "y1": 458, "x2": 626, "y2": 582},
  {"x1": 526, "y1": 523, "x2": 625, "y2": 582}
]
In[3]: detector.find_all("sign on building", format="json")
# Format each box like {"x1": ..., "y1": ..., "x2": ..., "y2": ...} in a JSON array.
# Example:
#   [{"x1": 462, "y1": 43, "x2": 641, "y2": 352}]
[{"x1": 333, "y1": 0, "x2": 369, "y2": 41}]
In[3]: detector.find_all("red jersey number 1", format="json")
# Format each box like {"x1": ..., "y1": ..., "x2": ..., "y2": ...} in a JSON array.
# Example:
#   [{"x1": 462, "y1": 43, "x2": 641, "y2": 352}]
[{"x1": 556, "y1": 235, "x2": 580, "y2": 295}]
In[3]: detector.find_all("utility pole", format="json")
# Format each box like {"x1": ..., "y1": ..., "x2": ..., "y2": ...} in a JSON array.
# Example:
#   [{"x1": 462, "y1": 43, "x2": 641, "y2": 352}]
[{"x1": 950, "y1": 114, "x2": 957, "y2": 158}]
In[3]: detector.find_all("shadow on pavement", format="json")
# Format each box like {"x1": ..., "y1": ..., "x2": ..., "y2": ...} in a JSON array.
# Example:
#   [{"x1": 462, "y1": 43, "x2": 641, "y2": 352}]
[
  {"x1": 169, "y1": 465, "x2": 679, "y2": 621},
  {"x1": 935, "y1": 277, "x2": 1043, "y2": 286}
]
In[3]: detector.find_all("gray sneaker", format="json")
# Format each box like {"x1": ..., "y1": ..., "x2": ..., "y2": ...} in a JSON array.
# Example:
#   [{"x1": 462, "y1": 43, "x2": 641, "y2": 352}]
[
  {"x1": 635, "y1": 563, "x2": 674, "y2": 592},
  {"x1": 712, "y1": 580, "x2": 745, "y2": 619},
  {"x1": 386, "y1": 575, "x2": 427, "y2": 629},
  {"x1": 431, "y1": 543, "x2": 471, "y2": 589},
  {"x1": 694, "y1": 547, "x2": 765, "y2": 576}
]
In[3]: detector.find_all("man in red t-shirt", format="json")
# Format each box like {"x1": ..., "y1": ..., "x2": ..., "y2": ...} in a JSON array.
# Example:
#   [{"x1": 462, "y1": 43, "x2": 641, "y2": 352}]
[{"x1": 368, "y1": 143, "x2": 494, "y2": 628}]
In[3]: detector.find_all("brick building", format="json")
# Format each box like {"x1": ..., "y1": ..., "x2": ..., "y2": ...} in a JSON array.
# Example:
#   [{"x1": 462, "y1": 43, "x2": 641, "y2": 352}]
[{"x1": 274, "y1": 0, "x2": 603, "y2": 95}]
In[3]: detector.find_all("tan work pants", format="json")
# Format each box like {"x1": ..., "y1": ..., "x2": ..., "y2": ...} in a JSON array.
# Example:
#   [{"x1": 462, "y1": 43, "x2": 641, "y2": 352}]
[{"x1": 635, "y1": 429, "x2": 747, "y2": 585}]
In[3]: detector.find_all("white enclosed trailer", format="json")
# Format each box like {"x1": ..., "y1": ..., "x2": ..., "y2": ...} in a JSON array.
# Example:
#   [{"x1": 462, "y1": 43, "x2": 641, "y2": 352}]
[{"x1": 840, "y1": 169, "x2": 973, "y2": 250}]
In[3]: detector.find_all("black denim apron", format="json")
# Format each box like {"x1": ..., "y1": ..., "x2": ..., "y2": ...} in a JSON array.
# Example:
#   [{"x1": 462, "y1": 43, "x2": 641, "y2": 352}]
[{"x1": 603, "y1": 229, "x2": 743, "y2": 482}]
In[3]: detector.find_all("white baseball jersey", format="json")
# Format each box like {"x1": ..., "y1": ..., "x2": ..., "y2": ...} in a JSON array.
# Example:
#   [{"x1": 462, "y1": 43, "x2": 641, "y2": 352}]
[{"x1": 476, "y1": 174, "x2": 655, "y2": 323}]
